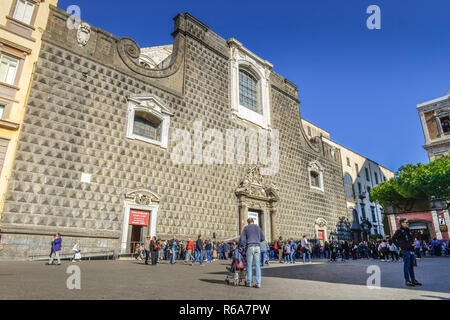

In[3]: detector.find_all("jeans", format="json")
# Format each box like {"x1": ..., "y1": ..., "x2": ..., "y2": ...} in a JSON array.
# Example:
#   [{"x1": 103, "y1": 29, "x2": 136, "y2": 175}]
[
  {"x1": 261, "y1": 251, "x2": 267, "y2": 266},
  {"x1": 49, "y1": 251, "x2": 61, "y2": 265},
  {"x1": 284, "y1": 253, "x2": 291, "y2": 263},
  {"x1": 402, "y1": 251, "x2": 416, "y2": 282},
  {"x1": 303, "y1": 251, "x2": 311, "y2": 263},
  {"x1": 247, "y1": 245, "x2": 261, "y2": 285},
  {"x1": 290, "y1": 251, "x2": 296, "y2": 263},
  {"x1": 192, "y1": 249, "x2": 203, "y2": 264},
  {"x1": 325, "y1": 250, "x2": 330, "y2": 260},
  {"x1": 170, "y1": 249, "x2": 177, "y2": 264},
  {"x1": 341, "y1": 251, "x2": 346, "y2": 262},
  {"x1": 225, "y1": 252, "x2": 230, "y2": 260},
  {"x1": 206, "y1": 250, "x2": 213, "y2": 262},
  {"x1": 145, "y1": 250, "x2": 150, "y2": 264},
  {"x1": 185, "y1": 249, "x2": 193, "y2": 262}
]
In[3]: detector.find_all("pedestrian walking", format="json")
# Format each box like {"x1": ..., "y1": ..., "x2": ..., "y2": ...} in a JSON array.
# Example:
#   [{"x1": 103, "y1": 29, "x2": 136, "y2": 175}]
[
  {"x1": 276, "y1": 237, "x2": 283, "y2": 263},
  {"x1": 150, "y1": 236, "x2": 159, "y2": 265},
  {"x1": 72, "y1": 239, "x2": 81, "y2": 262},
  {"x1": 223, "y1": 242, "x2": 231, "y2": 260},
  {"x1": 290, "y1": 239, "x2": 297, "y2": 264},
  {"x1": 283, "y1": 241, "x2": 291, "y2": 264},
  {"x1": 260, "y1": 239, "x2": 268, "y2": 266},
  {"x1": 48, "y1": 233, "x2": 62, "y2": 266},
  {"x1": 184, "y1": 237, "x2": 194, "y2": 265},
  {"x1": 192, "y1": 235, "x2": 204, "y2": 265},
  {"x1": 301, "y1": 236, "x2": 311, "y2": 263},
  {"x1": 239, "y1": 218, "x2": 265, "y2": 288},
  {"x1": 169, "y1": 236, "x2": 179, "y2": 264},
  {"x1": 144, "y1": 236, "x2": 151, "y2": 265},
  {"x1": 392, "y1": 218, "x2": 422, "y2": 287}
]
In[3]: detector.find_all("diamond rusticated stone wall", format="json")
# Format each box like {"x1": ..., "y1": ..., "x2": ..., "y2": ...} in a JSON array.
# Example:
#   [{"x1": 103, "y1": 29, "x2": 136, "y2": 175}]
[{"x1": 0, "y1": 8, "x2": 350, "y2": 260}]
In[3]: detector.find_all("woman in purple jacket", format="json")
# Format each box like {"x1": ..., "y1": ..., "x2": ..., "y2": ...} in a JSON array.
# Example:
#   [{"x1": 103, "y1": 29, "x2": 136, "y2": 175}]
[{"x1": 48, "y1": 233, "x2": 62, "y2": 265}]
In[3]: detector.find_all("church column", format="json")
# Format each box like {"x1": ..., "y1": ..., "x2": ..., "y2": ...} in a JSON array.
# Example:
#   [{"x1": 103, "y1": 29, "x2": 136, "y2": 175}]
[
  {"x1": 270, "y1": 207, "x2": 277, "y2": 243},
  {"x1": 239, "y1": 203, "x2": 248, "y2": 234}
]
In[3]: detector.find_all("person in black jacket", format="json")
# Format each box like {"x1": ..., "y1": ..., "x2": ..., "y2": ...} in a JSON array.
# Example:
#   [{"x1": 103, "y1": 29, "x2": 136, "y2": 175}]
[
  {"x1": 392, "y1": 218, "x2": 422, "y2": 287},
  {"x1": 192, "y1": 235, "x2": 204, "y2": 265}
]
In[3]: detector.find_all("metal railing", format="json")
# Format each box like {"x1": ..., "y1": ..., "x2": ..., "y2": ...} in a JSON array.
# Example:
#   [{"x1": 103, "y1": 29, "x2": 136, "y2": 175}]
[{"x1": 0, "y1": 242, "x2": 116, "y2": 261}]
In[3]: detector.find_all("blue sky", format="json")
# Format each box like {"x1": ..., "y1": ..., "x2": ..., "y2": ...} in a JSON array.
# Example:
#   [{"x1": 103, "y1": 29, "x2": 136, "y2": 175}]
[{"x1": 57, "y1": 0, "x2": 450, "y2": 172}]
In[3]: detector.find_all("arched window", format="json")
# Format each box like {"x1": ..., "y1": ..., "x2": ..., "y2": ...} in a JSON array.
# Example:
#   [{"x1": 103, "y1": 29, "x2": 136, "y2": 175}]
[
  {"x1": 239, "y1": 68, "x2": 260, "y2": 113},
  {"x1": 344, "y1": 173, "x2": 355, "y2": 200}
]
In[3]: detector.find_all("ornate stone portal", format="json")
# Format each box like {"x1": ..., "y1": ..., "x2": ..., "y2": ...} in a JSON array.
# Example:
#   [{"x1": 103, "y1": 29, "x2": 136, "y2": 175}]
[
  {"x1": 235, "y1": 166, "x2": 279, "y2": 242},
  {"x1": 121, "y1": 190, "x2": 161, "y2": 253}
]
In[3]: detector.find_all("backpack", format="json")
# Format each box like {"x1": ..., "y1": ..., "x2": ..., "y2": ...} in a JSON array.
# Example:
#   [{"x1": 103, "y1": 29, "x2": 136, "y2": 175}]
[{"x1": 274, "y1": 242, "x2": 279, "y2": 250}]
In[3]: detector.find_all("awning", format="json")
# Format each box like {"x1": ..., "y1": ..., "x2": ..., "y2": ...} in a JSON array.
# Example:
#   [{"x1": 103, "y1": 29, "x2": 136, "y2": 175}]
[{"x1": 409, "y1": 224, "x2": 428, "y2": 230}]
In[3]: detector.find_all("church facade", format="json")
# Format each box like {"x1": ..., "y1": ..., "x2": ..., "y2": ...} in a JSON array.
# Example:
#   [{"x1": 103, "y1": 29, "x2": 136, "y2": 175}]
[{"x1": 0, "y1": 7, "x2": 351, "y2": 260}]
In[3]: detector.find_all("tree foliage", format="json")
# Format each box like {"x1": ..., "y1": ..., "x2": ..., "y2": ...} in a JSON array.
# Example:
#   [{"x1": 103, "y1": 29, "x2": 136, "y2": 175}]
[{"x1": 370, "y1": 155, "x2": 450, "y2": 208}]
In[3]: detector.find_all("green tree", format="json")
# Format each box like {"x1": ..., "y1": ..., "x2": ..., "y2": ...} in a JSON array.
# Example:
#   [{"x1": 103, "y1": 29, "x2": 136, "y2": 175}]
[{"x1": 370, "y1": 155, "x2": 450, "y2": 207}]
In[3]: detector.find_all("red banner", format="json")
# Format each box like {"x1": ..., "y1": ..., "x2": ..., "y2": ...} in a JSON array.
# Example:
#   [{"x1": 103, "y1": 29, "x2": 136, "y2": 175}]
[
  {"x1": 129, "y1": 210, "x2": 150, "y2": 226},
  {"x1": 318, "y1": 230, "x2": 324, "y2": 240}
]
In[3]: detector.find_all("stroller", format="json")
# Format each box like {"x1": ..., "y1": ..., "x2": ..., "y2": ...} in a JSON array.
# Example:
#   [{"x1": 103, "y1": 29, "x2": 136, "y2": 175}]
[{"x1": 225, "y1": 246, "x2": 247, "y2": 286}]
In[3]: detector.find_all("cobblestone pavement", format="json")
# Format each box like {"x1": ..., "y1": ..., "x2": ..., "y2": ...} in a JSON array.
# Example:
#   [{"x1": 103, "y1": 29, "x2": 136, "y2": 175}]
[{"x1": 0, "y1": 257, "x2": 449, "y2": 300}]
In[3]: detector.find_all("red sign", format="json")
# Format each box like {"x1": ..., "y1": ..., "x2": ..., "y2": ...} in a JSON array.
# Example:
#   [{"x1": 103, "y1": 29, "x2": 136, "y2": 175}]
[
  {"x1": 318, "y1": 230, "x2": 324, "y2": 240},
  {"x1": 129, "y1": 210, "x2": 150, "y2": 226}
]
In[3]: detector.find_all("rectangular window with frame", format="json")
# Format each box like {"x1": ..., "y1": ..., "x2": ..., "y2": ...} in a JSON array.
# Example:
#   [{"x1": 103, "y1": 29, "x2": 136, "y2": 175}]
[
  {"x1": 371, "y1": 206, "x2": 376, "y2": 222},
  {"x1": 365, "y1": 168, "x2": 370, "y2": 182},
  {"x1": 0, "y1": 55, "x2": 19, "y2": 85},
  {"x1": 346, "y1": 157, "x2": 351, "y2": 167},
  {"x1": 355, "y1": 163, "x2": 360, "y2": 176},
  {"x1": 0, "y1": 105, "x2": 4, "y2": 119},
  {"x1": 13, "y1": 0, "x2": 36, "y2": 25}
]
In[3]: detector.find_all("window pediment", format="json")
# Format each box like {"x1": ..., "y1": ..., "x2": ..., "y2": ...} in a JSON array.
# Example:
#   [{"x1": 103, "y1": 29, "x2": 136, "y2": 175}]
[{"x1": 126, "y1": 95, "x2": 173, "y2": 148}]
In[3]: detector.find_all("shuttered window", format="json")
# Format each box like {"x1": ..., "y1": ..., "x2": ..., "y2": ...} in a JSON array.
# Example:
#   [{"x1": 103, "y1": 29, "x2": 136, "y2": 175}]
[
  {"x1": 0, "y1": 55, "x2": 19, "y2": 85},
  {"x1": 0, "y1": 138, "x2": 9, "y2": 175},
  {"x1": 13, "y1": 0, "x2": 36, "y2": 25}
]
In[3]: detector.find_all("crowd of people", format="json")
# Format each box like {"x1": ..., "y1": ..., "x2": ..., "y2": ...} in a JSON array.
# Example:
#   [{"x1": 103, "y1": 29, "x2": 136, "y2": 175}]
[{"x1": 133, "y1": 235, "x2": 450, "y2": 266}]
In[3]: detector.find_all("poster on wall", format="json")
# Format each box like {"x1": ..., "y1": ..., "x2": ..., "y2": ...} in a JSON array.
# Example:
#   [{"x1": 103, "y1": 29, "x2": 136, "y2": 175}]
[
  {"x1": 318, "y1": 230, "x2": 324, "y2": 240},
  {"x1": 129, "y1": 209, "x2": 150, "y2": 226},
  {"x1": 248, "y1": 211, "x2": 259, "y2": 226}
]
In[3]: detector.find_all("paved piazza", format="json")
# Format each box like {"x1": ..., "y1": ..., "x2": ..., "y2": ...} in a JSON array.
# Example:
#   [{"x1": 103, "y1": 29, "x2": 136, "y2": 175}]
[{"x1": 0, "y1": 257, "x2": 449, "y2": 300}]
